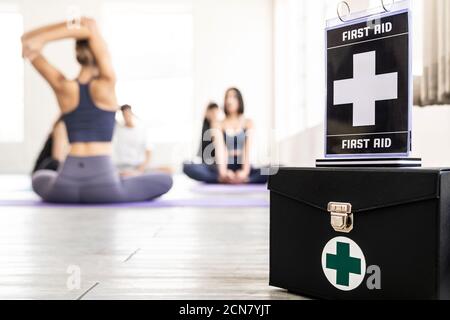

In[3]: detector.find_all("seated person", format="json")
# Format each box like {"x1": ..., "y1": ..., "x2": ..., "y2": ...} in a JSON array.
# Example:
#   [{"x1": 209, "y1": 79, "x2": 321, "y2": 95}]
[
  {"x1": 197, "y1": 102, "x2": 220, "y2": 164},
  {"x1": 32, "y1": 117, "x2": 69, "y2": 174},
  {"x1": 113, "y1": 105, "x2": 172, "y2": 177},
  {"x1": 183, "y1": 88, "x2": 268, "y2": 185}
]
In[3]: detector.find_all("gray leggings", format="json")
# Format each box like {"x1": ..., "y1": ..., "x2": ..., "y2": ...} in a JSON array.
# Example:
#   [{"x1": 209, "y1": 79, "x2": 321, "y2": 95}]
[{"x1": 32, "y1": 156, "x2": 173, "y2": 204}]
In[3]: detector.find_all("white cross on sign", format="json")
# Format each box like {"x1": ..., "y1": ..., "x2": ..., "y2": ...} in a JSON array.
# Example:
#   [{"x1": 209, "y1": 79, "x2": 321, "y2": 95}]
[{"x1": 333, "y1": 51, "x2": 398, "y2": 127}]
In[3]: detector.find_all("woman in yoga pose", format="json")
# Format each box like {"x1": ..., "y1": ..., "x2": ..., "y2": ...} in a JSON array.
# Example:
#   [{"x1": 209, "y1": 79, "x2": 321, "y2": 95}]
[
  {"x1": 23, "y1": 18, "x2": 173, "y2": 203},
  {"x1": 183, "y1": 88, "x2": 268, "y2": 184}
]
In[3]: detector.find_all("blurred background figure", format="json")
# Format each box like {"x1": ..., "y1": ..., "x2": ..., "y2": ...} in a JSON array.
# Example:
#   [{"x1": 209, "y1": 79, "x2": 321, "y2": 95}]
[
  {"x1": 197, "y1": 102, "x2": 220, "y2": 164},
  {"x1": 113, "y1": 105, "x2": 173, "y2": 177},
  {"x1": 32, "y1": 117, "x2": 69, "y2": 174}
]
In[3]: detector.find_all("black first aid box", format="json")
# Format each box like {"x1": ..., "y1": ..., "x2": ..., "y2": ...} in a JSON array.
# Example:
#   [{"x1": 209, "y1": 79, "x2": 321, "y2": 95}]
[{"x1": 268, "y1": 168, "x2": 450, "y2": 300}]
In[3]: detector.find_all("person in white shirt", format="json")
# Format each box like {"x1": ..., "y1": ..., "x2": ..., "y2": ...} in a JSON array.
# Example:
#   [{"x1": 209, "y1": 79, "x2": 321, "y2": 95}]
[{"x1": 113, "y1": 105, "x2": 156, "y2": 177}]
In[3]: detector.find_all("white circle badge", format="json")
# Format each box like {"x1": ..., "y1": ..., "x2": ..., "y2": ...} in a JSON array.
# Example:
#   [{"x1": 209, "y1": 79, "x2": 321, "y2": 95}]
[{"x1": 321, "y1": 237, "x2": 366, "y2": 291}]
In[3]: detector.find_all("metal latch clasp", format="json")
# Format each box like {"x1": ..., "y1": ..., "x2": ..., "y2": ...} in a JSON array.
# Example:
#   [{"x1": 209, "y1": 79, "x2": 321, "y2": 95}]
[{"x1": 328, "y1": 202, "x2": 353, "y2": 233}]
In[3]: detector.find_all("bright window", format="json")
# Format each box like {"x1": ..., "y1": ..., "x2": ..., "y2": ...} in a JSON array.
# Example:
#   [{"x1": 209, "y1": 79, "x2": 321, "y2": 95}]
[
  {"x1": 274, "y1": 0, "x2": 328, "y2": 140},
  {"x1": 102, "y1": 2, "x2": 194, "y2": 143},
  {"x1": 0, "y1": 7, "x2": 24, "y2": 143}
]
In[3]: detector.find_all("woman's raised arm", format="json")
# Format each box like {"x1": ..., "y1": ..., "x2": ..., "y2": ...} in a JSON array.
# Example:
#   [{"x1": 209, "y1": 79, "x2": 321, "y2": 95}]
[
  {"x1": 21, "y1": 22, "x2": 90, "y2": 95},
  {"x1": 80, "y1": 18, "x2": 116, "y2": 83},
  {"x1": 22, "y1": 21, "x2": 91, "y2": 51}
]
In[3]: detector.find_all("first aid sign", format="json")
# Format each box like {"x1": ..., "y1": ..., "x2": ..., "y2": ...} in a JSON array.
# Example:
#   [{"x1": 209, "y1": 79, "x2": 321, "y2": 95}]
[{"x1": 326, "y1": 11, "x2": 411, "y2": 157}]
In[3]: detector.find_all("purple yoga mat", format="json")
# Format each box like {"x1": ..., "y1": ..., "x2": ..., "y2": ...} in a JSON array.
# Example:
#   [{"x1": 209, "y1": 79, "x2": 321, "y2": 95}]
[
  {"x1": 190, "y1": 184, "x2": 268, "y2": 194},
  {"x1": 0, "y1": 197, "x2": 269, "y2": 209}
]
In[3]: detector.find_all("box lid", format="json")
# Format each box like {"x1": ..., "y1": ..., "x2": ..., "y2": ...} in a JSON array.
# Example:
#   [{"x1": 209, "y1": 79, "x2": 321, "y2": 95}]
[{"x1": 268, "y1": 168, "x2": 449, "y2": 213}]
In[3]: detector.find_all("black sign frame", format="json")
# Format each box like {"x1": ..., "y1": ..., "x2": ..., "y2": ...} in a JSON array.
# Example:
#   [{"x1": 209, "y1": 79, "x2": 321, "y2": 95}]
[{"x1": 325, "y1": 7, "x2": 412, "y2": 159}]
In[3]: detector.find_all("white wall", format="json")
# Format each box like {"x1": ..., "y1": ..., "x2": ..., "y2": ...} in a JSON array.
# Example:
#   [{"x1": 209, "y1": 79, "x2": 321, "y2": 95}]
[
  {"x1": 278, "y1": 106, "x2": 450, "y2": 168},
  {"x1": 0, "y1": 0, "x2": 273, "y2": 173},
  {"x1": 276, "y1": 0, "x2": 370, "y2": 167},
  {"x1": 412, "y1": 106, "x2": 450, "y2": 167}
]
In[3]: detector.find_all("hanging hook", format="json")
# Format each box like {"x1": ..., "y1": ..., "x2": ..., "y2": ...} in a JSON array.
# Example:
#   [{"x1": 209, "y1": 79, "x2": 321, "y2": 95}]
[
  {"x1": 337, "y1": 1, "x2": 351, "y2": 22},
  {"x1": 381, "y1": 0, "x2": 395, "y2": 12}
]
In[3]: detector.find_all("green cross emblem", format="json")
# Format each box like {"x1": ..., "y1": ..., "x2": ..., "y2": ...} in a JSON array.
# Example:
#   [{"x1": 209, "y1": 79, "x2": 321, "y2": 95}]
[{"x1": 326, "y1": 242, "x2": 362, "y2": 287}]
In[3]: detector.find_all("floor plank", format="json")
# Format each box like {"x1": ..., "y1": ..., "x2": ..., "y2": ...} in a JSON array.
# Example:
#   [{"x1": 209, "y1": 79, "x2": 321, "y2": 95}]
[{"x1": 0, "y1": 203, "x2": 304, "y2": 300}]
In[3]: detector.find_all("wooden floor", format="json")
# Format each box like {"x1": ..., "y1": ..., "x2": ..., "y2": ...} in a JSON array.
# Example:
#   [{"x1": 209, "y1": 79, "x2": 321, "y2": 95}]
[{"x1": 0, "y1": 204, "x2": 304, "y2": 300}]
